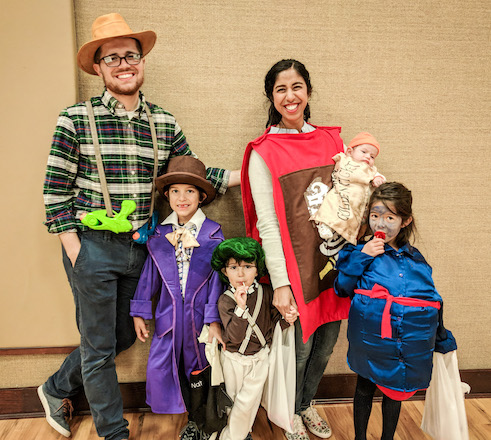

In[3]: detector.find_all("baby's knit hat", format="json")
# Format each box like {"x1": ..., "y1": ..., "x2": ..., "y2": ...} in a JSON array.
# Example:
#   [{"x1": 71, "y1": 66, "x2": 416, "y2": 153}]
[{"x1": 348, "y1": 132, "x2": 380, "y2": 153}]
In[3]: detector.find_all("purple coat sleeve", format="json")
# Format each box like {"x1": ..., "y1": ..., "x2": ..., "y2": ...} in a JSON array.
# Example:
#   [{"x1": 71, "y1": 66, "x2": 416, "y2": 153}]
[
  {"x1": 203, "y1": 258, "x2": 225, "y2": 324},
  {"x1": 130, "y1": 255, "x2": 162, "y2": 320}
]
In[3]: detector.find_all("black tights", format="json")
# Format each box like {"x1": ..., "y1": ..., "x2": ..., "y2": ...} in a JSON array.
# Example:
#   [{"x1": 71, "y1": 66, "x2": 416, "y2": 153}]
[{"x1": 353, "y1": 375, "x2": 401, "y2": 440}]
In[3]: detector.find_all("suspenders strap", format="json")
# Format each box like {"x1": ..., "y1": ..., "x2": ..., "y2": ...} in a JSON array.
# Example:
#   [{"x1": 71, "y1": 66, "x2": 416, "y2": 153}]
[
  {"x1": 143, "y1": 104, "x2": 159, "y2": 219},
  {"x1": 224, "y1": 285, "x2": 267, "y2": 354},
  {"x1": 86, "y1": 100, "x2": 114, "y2": 217},
  {"x1": 85, "y1": 100, "x2": 159, "y2": 220}
]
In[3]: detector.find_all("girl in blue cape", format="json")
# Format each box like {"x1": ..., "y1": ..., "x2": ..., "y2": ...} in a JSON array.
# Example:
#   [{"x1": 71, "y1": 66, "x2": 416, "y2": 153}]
[{"x1": 334, "y1": 182, "x2": 456, "y2": 440}]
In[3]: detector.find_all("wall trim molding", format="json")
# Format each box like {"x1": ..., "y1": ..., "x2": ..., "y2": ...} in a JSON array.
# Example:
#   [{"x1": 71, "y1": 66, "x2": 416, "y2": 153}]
[
  {"x1": 0, "y1": 347, "x2": 77, "y2": 356},
  {"x1": 1, "y1": 370, "x2": 489, "y2": 420}
]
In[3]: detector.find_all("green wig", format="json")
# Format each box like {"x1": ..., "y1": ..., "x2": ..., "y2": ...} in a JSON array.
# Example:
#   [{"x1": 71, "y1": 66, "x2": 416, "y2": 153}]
[{"x1": 211, "y1": 237, "x2": 267, "y2": 284}]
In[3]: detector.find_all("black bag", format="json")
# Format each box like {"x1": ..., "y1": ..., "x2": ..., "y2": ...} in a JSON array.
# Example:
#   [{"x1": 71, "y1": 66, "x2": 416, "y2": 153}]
[{"x1": 189, "y1": 365, "x2": 233, "y2": 434}]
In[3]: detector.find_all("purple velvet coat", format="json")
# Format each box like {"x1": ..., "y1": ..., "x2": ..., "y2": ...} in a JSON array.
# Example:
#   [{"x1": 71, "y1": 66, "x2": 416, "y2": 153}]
[{"x1": 130, "y1": 219, "x2": 224, "y2": 413}]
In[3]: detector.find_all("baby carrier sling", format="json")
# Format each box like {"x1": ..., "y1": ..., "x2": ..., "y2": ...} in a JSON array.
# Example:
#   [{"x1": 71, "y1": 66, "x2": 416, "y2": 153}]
[{"x1": 224, "y1": 285, "x2": 267, "y2": 354}]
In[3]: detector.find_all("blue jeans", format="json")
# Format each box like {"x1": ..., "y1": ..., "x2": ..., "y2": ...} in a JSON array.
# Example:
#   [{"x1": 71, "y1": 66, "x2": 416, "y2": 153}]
[
  {"x1": 45, "y1": 231, "x2": 147, "y2": 440},
  {"x1": 294, "y1": 320, "x2": 341, "y2": 413}
]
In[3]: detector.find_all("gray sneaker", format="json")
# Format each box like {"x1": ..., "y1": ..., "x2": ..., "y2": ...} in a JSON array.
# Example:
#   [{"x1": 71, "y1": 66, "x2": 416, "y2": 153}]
[
  {"x1": 179, "y1": 421, "x2": 216, "y2": 440},
  {"x1": 179, "y1": 421, "x2": 200, "y2": 440},
  {"x1": 37, "y1": 384, "x2": 73, "y2": 437}
]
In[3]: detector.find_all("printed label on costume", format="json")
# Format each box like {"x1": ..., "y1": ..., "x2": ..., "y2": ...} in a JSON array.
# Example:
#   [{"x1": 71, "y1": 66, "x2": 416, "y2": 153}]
[
  {"x1": 310, "y1": 153, "x2": 372, "y2": 245},
  {"x1": 280, "y1": 166, "x2": 340, "y2": 304},
  {"x1": 304, "y1": 177, "x2": 346, "y2": 281},
  {"x1": 304, "y1": 177, "x2": 330, "y2": 215},
  {"x1": 331, "y1": 158, "x2": 361, "y2": 221},
  {"x1": 191, "y1": 379, "x2": 203, "y2": 388},
  {"x1": 304, "y1": 177, "x2": 335, "y2": 241},
  {"x1": 319, "y1": 233, "x2": 346, "y2": 257}
]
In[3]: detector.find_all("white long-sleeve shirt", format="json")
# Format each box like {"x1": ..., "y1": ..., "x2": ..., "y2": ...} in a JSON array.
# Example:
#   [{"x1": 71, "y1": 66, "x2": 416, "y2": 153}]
[{"x1": 248, "y1": 122, "x2": 316, "y2": 289}]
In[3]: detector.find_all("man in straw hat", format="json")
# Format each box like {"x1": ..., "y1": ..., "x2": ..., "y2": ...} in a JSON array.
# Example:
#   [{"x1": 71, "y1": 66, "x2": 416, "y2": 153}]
[{"x1": 40, "y1": 13, "x2": 239, "y2": 440}]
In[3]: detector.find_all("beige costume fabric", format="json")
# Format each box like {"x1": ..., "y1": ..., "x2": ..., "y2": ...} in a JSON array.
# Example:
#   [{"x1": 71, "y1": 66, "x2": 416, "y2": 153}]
[
  {"x1": 311, "y1": 153, "x2": 378, "y2": 245},
  {"x1": 219, "y1": 347, "x2": 270, "y2": 440}
]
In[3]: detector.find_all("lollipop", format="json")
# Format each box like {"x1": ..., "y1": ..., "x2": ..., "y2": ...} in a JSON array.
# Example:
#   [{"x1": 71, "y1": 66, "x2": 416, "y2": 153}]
[{"x1": 374, "y1": 231, "x2": 386, "y2": 240}]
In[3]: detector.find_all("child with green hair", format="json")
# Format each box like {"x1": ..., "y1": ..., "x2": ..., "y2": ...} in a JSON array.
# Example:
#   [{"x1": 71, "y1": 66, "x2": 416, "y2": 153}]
[{"x1": 211, "y1": 237, "x2": 296, "y2": 440}]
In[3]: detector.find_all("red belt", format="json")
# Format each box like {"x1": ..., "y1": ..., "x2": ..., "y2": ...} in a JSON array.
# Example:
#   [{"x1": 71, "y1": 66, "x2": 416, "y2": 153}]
[{"x1": 354, "y1": 284, "x2": 441, "y2": 339}]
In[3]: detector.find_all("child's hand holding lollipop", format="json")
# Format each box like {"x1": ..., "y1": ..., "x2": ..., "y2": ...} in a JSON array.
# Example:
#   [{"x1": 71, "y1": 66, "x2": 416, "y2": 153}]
[
  {"x1": 234, "y1": 282, "x2": 248, "y2": 310},
  {"x1": 362, "y1": 231, "x2": 386, "y2": 257}
]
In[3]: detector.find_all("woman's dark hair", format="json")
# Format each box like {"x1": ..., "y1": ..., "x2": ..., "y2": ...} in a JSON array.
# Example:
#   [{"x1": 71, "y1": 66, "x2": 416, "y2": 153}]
[
  {"x1": 368, "y1": 182, "x2": 416, "y2": 248},
  {"x1": 264, "y1": 59, "x2": 312, "y2": 128},
  {"x1": 211, "y1": 237, "x2": 267, "y2": 284}
]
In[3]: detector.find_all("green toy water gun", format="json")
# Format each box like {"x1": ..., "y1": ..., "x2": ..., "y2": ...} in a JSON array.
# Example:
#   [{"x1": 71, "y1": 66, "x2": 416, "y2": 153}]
[{"x1": 81, "y1": 200, "x2": 137, "y2": 233}]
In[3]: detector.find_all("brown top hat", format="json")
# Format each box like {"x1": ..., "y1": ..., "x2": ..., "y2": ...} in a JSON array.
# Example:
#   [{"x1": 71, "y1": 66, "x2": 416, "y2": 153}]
[
  {"x1": 155, "y1": 156, "x2": 217, "y2": 205},
  {"x1": 77, "y1": 13, "x2": 157, "y2": 76}
]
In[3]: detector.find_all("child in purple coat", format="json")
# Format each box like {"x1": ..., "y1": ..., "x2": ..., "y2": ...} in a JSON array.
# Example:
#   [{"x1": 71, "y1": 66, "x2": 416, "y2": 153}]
[{"x1": 130, "y1": 156, "x2": 224, "y2": 439}]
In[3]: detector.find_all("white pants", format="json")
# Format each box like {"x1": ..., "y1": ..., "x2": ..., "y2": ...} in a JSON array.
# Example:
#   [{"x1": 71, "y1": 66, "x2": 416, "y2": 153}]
[{"x1": 219, "y1": 346, "x2": 270, "y2": 440}]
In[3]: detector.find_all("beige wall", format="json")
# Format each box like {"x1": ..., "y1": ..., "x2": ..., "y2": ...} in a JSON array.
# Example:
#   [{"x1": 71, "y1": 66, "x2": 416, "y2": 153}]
[
  {"x1": 1, "y1": 0, "x2": 490, "y2": 388},
  {"x1": 0, "y1": 0, "x2": 78, "y2": 350}
]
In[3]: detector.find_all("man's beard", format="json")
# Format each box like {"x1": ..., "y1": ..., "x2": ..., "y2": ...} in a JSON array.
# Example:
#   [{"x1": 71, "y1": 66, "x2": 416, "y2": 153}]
[{"x1": 103, "y1": 70, "x2": 144, "y2": 96}]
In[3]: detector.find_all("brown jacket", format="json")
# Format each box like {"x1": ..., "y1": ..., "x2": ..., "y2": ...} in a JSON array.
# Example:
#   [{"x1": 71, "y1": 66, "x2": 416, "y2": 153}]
[{"x1": 218, "y1": 283, "x2": 287, "y2": 355}]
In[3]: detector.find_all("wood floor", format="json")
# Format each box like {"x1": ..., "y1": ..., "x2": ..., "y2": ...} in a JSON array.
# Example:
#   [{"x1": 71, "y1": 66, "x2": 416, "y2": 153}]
[{"x1": 0, "y1": 398, "x2": 489, "y2": 440}]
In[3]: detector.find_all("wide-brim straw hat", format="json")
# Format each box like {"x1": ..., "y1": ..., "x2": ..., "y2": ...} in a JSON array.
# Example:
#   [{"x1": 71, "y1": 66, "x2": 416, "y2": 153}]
[
  {"x1": 155, "y1": 156, "x2": 217, "y2": 206},
  {"x1": 77, "y1": 13, "x2": 157, "y2": 75}
]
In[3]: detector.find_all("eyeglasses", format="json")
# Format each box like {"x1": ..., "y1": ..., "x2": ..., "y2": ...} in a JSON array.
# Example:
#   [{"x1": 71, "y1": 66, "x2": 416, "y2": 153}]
[
  {"x1": 225, "y1": 264, "x2": 257, "y2": 272},
  {"x1": 100, "y1": 53, "x2": 142, "y2": 67}
]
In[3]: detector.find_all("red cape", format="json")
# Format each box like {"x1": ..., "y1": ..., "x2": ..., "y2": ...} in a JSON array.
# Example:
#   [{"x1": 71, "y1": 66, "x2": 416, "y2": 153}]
[{"x1": 241, "y1": 126, "x2": 350, "y2": 342}]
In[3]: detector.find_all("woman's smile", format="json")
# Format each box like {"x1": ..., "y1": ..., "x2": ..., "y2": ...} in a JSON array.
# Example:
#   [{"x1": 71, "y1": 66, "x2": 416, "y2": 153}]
[{"x1": 272, "y1": 68, "x2": 310, "y2": 131}]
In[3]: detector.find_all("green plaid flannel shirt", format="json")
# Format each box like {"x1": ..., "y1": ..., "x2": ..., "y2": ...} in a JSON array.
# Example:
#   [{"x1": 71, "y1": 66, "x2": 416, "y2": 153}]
[{"x1": 43, "y1": 90, "x2": 230, "y2": 234}]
